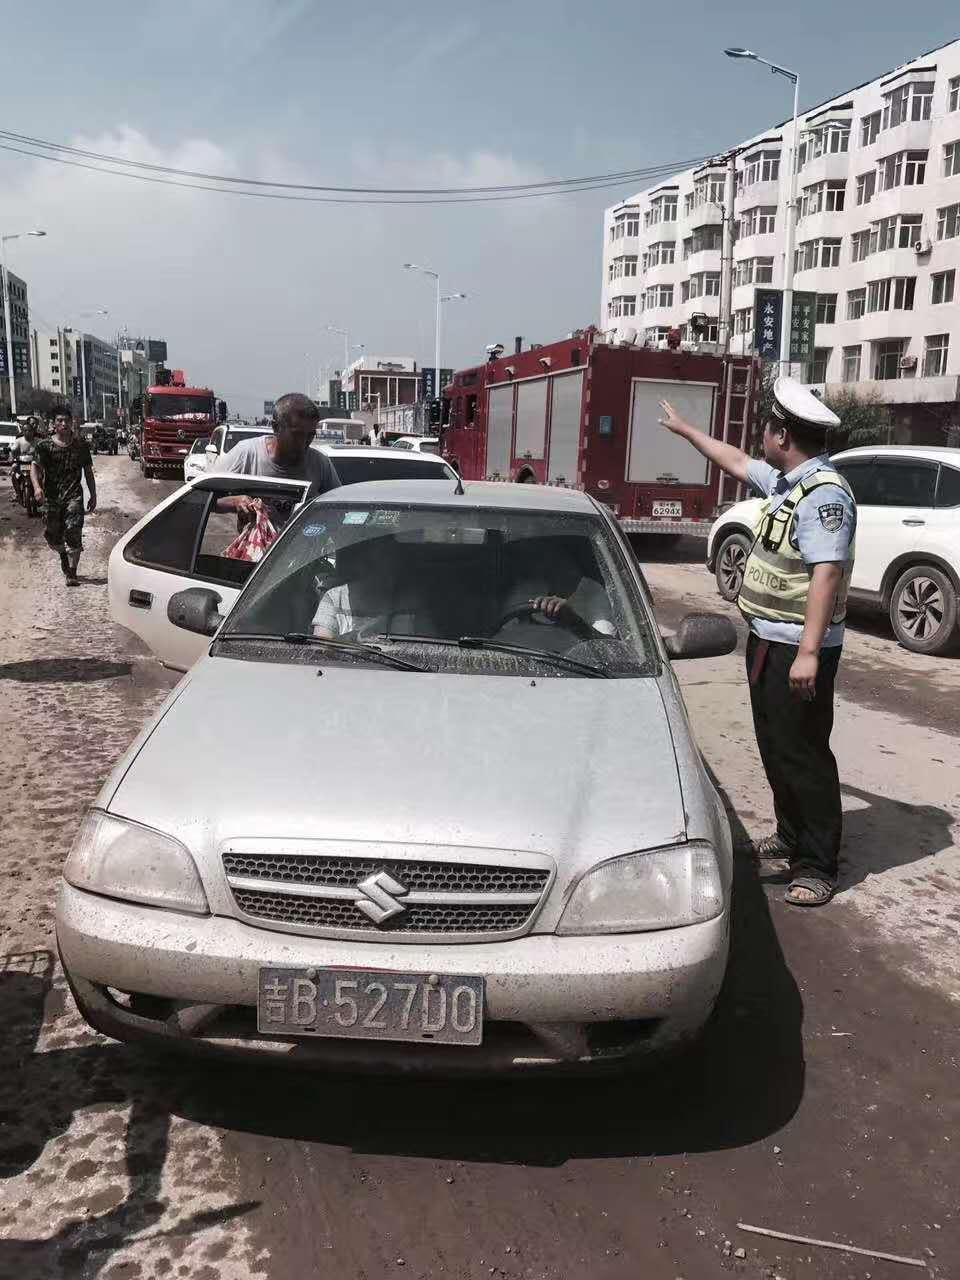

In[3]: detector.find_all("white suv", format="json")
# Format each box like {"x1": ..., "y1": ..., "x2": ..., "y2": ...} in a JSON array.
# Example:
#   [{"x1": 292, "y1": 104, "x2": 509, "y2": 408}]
[{"x1": 707, "y1": 446, "x2": 960, "y2": 656}]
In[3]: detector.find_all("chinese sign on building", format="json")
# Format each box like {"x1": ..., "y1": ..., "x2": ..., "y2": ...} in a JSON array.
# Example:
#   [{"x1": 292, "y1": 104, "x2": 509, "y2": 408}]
[
  {"x1": 789, "y1": 291, "x2": 817, "y2": 363},
  {"x1": 753, "y1": 289, "x2": 782, "y2": 360},
  {"x1": 753, "y1": 288, "x2": 817, "y2": 362}
]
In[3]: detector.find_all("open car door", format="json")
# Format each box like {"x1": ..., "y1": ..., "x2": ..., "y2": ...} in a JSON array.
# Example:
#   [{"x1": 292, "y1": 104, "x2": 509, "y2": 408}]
[{"x1": 108, "y1": 474, "x2": 311, "y2": 671}]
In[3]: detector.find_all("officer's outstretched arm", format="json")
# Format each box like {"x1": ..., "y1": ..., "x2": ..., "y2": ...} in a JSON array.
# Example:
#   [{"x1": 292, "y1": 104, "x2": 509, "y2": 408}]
[{"x1": 657, "y1": 401, "x2": 751, "y2": 483}]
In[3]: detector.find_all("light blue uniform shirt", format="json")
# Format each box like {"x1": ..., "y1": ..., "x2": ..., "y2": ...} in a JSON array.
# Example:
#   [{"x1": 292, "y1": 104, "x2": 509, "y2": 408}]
[{"x1": 745, "y1": 454, "x2": 856, "y2": 649}]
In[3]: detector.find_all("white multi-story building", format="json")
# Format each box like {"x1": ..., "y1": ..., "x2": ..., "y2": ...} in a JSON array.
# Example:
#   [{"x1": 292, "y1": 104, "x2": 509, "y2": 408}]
[
  {"x1": 31, "y1": 328, "x2": 76, "y2": 401},
  {"x1": 601, "y1": 37, "x2": 960, "y2": 442}
]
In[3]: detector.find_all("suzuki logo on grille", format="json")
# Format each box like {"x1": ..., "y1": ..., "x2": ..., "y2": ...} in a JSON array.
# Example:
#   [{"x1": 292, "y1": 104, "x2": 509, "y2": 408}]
[
  {"x1": 177, "y1": 429, "x2": 186, "y2": 440},
  {"x1": 354, "y1": 871, "x2": 409, "y2": 924}
]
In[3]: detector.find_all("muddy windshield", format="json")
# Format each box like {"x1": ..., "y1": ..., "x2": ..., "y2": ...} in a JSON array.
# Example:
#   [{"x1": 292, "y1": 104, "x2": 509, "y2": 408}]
[
  {"x1": 147, "y1": 395, "x2": 214, "y2": 422},
  {"x1": 221, "y1": 503, "x2": 657, "y2": 678}
]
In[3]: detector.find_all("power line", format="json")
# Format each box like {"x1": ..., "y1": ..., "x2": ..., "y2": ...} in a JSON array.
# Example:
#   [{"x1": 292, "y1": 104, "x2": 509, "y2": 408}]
[{"x1": 0, "y1": 127, "x2": 708, "y2": 197}]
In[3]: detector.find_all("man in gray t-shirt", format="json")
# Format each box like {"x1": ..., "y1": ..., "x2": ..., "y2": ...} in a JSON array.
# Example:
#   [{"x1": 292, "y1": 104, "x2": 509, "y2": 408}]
[{"x1": 215, "y1": 392, "x2": 340, "y2": 529}]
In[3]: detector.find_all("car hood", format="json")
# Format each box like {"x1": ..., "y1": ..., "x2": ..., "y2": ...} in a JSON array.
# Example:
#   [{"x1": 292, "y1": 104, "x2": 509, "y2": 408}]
[{"x1": 109, "y1": 656, "x2": 687, "y2": 877}]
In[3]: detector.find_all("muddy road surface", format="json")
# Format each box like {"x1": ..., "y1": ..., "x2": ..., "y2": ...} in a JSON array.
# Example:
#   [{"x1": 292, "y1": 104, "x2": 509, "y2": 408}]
[{"x1": 1, "y1": 461, "x2": 957, "y2": 1279}]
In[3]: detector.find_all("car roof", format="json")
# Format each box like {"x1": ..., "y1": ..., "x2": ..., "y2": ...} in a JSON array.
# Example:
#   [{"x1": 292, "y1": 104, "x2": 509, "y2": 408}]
[
  {"x1": 833, "y1": 445, "x2": 960, "y2": 466},
  {"x1": 316, "y1": 444, "x2": 447, "y2": 462},
  {"x1": 309, "y1": 478, "x2": 599, "y2": 513}
]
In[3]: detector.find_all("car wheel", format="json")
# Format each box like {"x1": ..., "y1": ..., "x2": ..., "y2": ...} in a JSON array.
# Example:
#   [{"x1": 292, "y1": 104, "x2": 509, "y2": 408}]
[
  {"x1": 890, "y1": 565, "x2": 960, "y2": 655},
  {"x1": 715, "y1": 532, "x2": 751, "y2": 602},
  {"x1": 141, "y1": 463, "x2": 154, "y2": 480}
]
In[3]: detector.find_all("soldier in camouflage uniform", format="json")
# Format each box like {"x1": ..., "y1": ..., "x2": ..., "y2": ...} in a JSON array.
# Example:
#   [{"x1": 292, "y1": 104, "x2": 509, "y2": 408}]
[{"x1": 30, "y1": 407, "x2": 97, "y2": 586}]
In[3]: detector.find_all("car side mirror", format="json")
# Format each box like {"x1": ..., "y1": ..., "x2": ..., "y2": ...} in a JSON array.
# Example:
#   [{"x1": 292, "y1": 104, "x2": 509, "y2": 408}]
[
  {"x1": 664, "y1": 612, "x2": 738, "y2": 661},
  {"x1": 168, "y1": 587, "x2": 225, "y2": 637},
  {"x1": 205, "y1": 443, "x2": 218, "y2": 455}
]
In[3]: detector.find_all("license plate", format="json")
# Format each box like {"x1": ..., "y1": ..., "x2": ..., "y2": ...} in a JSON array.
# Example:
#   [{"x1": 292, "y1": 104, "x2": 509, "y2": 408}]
[
  {"x1": 257, "y1": 967, "x2": 484, "y2": 1046},
  {"x1": 652, "y1": 501, "x2": 682, "y2": 518}
]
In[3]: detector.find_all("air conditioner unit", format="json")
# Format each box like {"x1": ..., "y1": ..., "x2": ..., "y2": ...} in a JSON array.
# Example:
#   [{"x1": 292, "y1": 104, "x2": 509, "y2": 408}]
[
  {"x1": 914, "y1": 239, "x2": 932, "y2": 256},
  {"x1": 899, "y1": 355, "x2": 918, "y2": 370}
]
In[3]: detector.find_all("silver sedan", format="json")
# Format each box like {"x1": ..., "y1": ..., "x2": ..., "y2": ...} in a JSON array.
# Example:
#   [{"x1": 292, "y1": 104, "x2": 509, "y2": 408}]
[{"x1": 58, "y1": 478, "x2": 737, "y2": 1072}]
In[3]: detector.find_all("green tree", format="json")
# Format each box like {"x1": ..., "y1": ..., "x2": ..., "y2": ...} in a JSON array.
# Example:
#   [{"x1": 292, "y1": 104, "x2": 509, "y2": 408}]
[{"x1": 821, "y1": 388, "x2": 892, "y2": 452}]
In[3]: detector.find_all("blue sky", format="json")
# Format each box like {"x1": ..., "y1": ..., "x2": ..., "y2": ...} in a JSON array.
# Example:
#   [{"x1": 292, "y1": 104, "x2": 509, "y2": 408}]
[{"x1": 3, "y1": 1, "x2": 957, "y2": 414}]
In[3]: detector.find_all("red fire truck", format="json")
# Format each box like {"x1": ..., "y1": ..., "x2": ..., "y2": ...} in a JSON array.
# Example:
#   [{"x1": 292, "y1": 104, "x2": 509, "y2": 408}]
[
  {"x1": 135, "y1": 370, "x2": 223, "y2": 480},
  {"x1": 441, "y1": 329, "x2": 760, "y2": 537}
]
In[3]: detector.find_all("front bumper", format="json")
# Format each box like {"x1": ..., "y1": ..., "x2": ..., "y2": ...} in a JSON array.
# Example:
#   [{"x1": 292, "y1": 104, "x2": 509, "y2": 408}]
[{"x1": 57, "y1": 884, "x2": 729, "y2": 1072}]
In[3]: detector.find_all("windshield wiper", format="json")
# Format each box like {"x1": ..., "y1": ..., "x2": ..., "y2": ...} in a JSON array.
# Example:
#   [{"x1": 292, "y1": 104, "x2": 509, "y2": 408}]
[
  {"x1": 218, "y1": 632, "x2": 427, "y2": 672},
  {"x1": 456, "y1": 637, "x2": 611, "y2": 678}
]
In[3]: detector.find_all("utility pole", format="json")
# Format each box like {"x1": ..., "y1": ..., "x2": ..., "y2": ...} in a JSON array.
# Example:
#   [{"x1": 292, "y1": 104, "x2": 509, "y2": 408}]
[
  {"x1": 0, "y1": 252, "x2": 14, "y2": 416},
  {"x1": 719, "y1": 151, "x2": 737, "y2": 354}
]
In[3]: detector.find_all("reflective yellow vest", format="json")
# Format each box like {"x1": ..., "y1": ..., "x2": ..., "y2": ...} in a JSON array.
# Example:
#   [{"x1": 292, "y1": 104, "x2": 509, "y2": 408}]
[{"x1": 738, "y1": 469, "x2": 856, "y2": 626}]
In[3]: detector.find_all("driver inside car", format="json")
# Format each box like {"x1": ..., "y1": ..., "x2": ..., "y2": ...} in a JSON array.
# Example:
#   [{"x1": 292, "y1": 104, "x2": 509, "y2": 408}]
[{"x1": 497, "y1": 543, "x2": 617, "y2": 640}]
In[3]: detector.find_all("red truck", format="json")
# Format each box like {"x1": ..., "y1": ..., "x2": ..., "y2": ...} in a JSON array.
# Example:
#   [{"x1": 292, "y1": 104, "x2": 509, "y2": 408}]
[
  {"x1": 135, "y1": 371, "x2": 222, "y2": 480},
  {"x1": 441, "y1": 329, "x2": 760, "y2": 538}
]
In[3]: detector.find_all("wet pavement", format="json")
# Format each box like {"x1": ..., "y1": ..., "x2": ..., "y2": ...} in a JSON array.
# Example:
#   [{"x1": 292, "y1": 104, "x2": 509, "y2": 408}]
[{"x1": 0, "y1": 462, "x2": 957, "y2": 1279}]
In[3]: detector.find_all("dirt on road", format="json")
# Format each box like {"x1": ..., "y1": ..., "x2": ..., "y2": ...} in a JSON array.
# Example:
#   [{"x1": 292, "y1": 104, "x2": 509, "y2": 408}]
[{"x1": 0, "y1": 466, "x2": 957, "y2": 1280}]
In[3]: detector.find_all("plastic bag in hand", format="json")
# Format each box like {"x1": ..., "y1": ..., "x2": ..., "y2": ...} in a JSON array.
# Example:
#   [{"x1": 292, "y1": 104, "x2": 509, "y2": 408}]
[{"x1": 223, "y1": 502, "x2": 279, "y2": 562}]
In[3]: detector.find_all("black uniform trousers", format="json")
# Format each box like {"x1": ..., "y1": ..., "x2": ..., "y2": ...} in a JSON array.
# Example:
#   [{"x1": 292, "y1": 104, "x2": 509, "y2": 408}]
[{"x1": 745, "y1": 634, "x2": 842, "y2": 885}]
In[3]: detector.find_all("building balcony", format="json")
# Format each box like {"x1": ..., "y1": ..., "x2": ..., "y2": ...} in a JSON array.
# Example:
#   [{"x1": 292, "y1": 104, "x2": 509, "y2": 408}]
[
  {"x1": 643, "y1": 261, "x2": 679, "y2": 284},
  {"x1": 684, "y1": 249, "x2": 721, "y2": 278},
  {"x1": 876, "y1": 118, "x2": 934, "y2": 156},
  {"x1": 737, "y1": 178, "x2": 782, "y2": 210},
  {"x1": 681, "y1": 204, "x2": 723, "y2": 230},
  {"x1": 794, "y1": 210, "x2": 848, "y2": 243},
  {"x1": 865, "y1": 184, "x2": 935, "y2": 227},
  {"x1": 678, "y1": 295, "x2": 720, "y2": 325},
  {"x1": 822, "y1": 374, "x2": 959, "y2": 405},
  {"x1": 734, "y1": 230, "x2": 778, "y2": 256},
  {"x1": 795, "y1": 151, "x2": 851, "y2": 186}
]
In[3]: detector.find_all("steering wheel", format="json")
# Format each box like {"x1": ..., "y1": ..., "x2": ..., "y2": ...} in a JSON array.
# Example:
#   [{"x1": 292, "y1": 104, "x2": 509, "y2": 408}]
[{"x1": 493, "y1": 601, "x2": 595, "y2": 641}]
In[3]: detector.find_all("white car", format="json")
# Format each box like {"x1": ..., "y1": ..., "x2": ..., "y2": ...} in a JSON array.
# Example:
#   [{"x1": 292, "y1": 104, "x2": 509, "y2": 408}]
[
  {"x1": 315, "y1": 444, "x2": 458, "y2": 484},
  {"x1": 0, "y1": 421, "x2": 19, "y2": 465},
  {"x1": 184, "y1": 425, "x2": 271, "y2": 483},
  {"x1": 63, "y1": 477, "x2": 737, "y2": 1072},
  {"x1": 707, "y1": 446, "x2": 960, "y2": 656},
  {"x1": 390, "y1": 436, "x2": 440, "y2": 454}
]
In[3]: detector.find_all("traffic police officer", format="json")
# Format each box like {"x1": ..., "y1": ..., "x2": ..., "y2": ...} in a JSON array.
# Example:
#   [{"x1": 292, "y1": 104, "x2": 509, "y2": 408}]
[{"x1": 659, "y1": 378, "x2": 856, "y2": 907}]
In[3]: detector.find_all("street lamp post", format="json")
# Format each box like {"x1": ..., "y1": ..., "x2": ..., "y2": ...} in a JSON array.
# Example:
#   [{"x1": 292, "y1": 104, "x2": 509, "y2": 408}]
[
  {"x1": 0, "y1": 229, "x2": 46, "y2": 415},
  {"x1": 405, "y1": 263, "x2": 466, "y2": 402},
  {"x1": 725, "y1": 47, "x2": 800, "y2": 376}
]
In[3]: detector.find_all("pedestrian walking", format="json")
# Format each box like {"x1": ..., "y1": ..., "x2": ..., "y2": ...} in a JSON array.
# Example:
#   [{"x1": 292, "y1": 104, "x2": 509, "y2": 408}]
[
  {"x1": 659, "y1": 377, "x2": 856, "y2": 907},
  {"x1": 30, "y1": 406, "x2": 97, "y2": 586}
]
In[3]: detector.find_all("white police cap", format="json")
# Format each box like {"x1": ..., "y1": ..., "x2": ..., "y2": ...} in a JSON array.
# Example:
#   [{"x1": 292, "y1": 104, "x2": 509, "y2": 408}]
[{"x1": 771, "y1": 376, "x2": 840, "y2": 431}]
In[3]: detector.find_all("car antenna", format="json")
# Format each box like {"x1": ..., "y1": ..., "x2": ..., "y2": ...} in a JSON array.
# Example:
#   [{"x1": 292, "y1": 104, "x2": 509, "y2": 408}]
[{"x1": 453, "y1": 470, "x2": 465, "y2": 496}]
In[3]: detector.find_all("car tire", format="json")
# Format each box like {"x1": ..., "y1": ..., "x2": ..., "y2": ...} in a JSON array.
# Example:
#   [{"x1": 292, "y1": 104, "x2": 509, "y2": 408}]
[
  {"x1": 714, "y1": 532, "x2": 751, "y2": 602},
  {"x1": 141, "y1": 463, "x2": 154, "y2": 480},
  {"x1": 889, "y1": 565, "x2": 960, "y2": 656}
]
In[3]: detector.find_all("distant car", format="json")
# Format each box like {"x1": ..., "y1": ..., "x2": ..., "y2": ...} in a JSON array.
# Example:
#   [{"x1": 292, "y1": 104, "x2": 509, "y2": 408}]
[
  {"x1": 62, "y1": 477, "x2": 737, "y2": 1072},
  {"x1": 184, "y1": 424, "x2": 272, "y2": 483},
  {"x1": 707, "y1": 445, "x2": 960, "y2": 656},
  {"x1": 315, "y1": 444, "x2": 458, "y2": 484},
  {"x1": 390, "y1": 436, "x2": 440, "y2": 455},
  {"x1": 0, "y1": 421, "x2": 19, "y2": 464}
]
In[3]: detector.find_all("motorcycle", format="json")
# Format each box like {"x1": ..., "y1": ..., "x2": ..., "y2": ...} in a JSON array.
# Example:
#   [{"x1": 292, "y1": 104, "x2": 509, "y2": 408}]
[{"x1": 11, "y1": 458, "x2": 39, "y2": 518}]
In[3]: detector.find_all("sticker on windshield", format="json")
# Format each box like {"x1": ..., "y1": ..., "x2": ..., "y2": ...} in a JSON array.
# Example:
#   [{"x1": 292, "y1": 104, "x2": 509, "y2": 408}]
[
  {"x1": 342, "y1": 511, "x2": 369, "y2": 525},
  {"x1": 303, "y1": 523, "x2": 327, "y2": 537},
  {"x1": 372, "y1": 509, "x2": 400, "y2": 526}
]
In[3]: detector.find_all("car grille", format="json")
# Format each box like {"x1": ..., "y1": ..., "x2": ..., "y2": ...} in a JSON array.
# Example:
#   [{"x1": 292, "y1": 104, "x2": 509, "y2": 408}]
[{"x1": 223, "y1": 851, "x2": 551, "y2": 940}]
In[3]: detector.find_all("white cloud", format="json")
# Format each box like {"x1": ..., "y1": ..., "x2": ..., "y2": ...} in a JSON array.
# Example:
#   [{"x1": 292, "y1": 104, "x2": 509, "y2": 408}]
[{"x1": 1, "y1": 127, "x2": 603, "y2": 415}]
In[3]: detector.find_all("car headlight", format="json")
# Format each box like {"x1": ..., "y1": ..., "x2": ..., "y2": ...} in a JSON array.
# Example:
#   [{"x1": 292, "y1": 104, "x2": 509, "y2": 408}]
[
  {"x1": 64, "y1": 811, "x2": 209, "y2": 915},
  {"x1": 557, "y1": 841, "x2": 723, "y2": 935}
]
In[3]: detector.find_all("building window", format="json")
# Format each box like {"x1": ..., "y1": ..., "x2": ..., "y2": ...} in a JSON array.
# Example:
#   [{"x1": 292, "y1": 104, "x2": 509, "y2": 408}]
[
  {"x1": 680, "y1": 280, "x2": 691, "y2": 303},
  {"x1": 847, "y1": 288, "x2": 866, "y2": 319},
  {"x1": 682, "y1": 237, "x2": 692, "y2": 260},
  {"x1": 937, "y1": 202, "x2": 960, "y2": 240},
  {"x1": 851, "y1": 229, "x2": 871, "y2": 262},
  {"x1": 944, "y1": 141, "x2": 960, "y2": 179},
  {"x1": 950, "y1": 76, "x2": 960, "y2": 113},
  {"x1": 842, "y1": 345, "x2": 862, "y2": 383},
  {"x1": 898, "y1": 214, "x2": 923, "y2": 248},
  {"x1": 931, "y1": 269, "x2": 956, "y2": 304},
  {"x1": 861, "y1": 112, "x2": 881, "y2": 147},
  {"x1": 923, "y1": 334, "x2": 950, "y2": 377},
  {"x1": 734, "y1": 307, "x2": 754, "y2": 336},
  {"x1": 816, "y1": 294, "x2": 837, "y2": 324},
  {"x1": 743, "y1": 150, "x2": 780, "y2": 186},
  {"x1": 804, "y1": 348, "x2": 831, "y2": 385},
  {"x1": 874, "y1": 339, "x2": 906, "y2": 380},
  {"x1": 866, "y1": 276, "x2": 915, "y2": 312},
  {"x1": 882, "y1": 81, "x2": 934, "y2": 130},
  {"x1": 644, "y1": 285, "x2": 673, "y2": 308}
]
